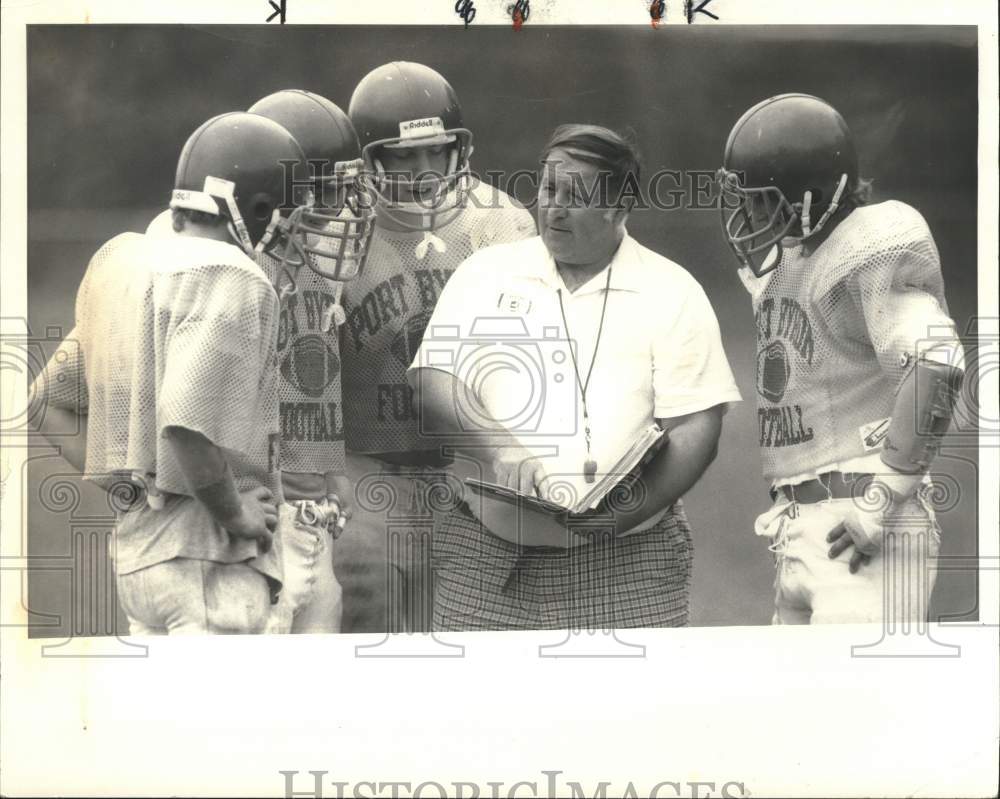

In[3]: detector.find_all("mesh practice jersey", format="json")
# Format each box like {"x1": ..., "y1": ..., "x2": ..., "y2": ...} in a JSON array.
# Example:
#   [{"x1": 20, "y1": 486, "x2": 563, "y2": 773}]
[
  {"x1": 257, "y1": 249, "x2": 347, "y2": 478},
  {"x1": 339, "y1": 181, "x2": 536, "y2": 454},
  {"x1": 742, "y1": 200, "x2": 959, "y2": 481},
  {"x1": 36, "y1": 232, "x2": 282, "y2": 497}
]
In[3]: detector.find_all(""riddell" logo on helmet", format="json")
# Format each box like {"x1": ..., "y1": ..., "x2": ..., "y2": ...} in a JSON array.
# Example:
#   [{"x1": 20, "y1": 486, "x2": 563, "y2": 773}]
[{"x1": 399, "y1": 117, "x2": 446, "y2": 141}]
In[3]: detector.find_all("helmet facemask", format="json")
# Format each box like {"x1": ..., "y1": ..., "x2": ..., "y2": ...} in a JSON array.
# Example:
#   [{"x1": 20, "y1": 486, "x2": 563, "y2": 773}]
[
  {"x1": 717, "y1": 168, "x2": 850, "y2": 278},
  {"x1": 298, "y1": 159, "x2": 376, "y2": 282},
  {"x1": 259, "y1": 160, "x2": 376, "y2": 297},
  {"x1": 717, "y1": 168, "x2": 795, "y2": 277},
  {"x1": 363, "y1": 126, "x2": 474, "y2": 231}
]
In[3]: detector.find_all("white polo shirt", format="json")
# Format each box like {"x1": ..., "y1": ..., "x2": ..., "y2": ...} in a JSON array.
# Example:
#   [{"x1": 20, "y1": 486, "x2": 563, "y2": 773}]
[{"x1": 411, "y1": 232, "x2": 742, "y2": 520}]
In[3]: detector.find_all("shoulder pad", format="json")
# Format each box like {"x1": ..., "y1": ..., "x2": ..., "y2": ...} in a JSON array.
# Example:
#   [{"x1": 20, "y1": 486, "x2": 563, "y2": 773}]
[{"x1": 811, "y1": 200, "x2": 940, "y2": 298}]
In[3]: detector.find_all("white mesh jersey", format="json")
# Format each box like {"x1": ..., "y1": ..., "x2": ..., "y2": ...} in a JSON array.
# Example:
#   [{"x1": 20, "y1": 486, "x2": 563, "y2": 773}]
[
  {"x1": 742, "y1": 200, "x2": 958, "y2": 481},
  {"x1": 36, "y1": 232, "x2": 282, "y2": 498},
  {"x1": 340, "y1": 180, "x2": 536, "y2": 454},
  {"x1": 256, "y1": 249, "x2": 347, "y2": 477}
]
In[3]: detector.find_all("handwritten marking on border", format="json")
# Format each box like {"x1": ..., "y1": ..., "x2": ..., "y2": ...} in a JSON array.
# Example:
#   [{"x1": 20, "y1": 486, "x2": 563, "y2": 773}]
[
  {"x1": 685, "y1": 0, "x2": 719, "y2": 23},
  {"x1": 650, "y1": 0, "x2": 666, "y2": 27},
  {"x1": 266, "y1": 0, "x2": 287, "y2": 24},
  {"x1": 456, "y1": 0, "x2": 477, "y2": 26},
  {"x1": 508, "y1": 0, "x2": 530, "y2": 30}
]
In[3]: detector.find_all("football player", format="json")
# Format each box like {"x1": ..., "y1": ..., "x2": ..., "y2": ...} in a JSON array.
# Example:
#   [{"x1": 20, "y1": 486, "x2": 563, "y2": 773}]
[
  {"x1": 32, "y1": 113, "x2": 311, "y2": 634},
  {"x1": 247, "y1": 88, "x2": 376, "y2": 633},
  {"x1": 335, "y1": 61, "x2": 536, "y2": 633},
  {"x1": 717, "y1": 94, "x2": 965, "y2": 624}
]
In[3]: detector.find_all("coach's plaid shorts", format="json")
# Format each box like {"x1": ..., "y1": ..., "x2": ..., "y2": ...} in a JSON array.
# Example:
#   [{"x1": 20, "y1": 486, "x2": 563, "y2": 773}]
[{"x1": 432, "y1": 500, "x2": 694, "y2": 631}]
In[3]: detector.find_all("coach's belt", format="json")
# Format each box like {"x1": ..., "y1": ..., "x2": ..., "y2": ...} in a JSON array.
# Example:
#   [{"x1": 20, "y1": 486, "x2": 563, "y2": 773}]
[{"x1": 778, "y1": 472, "x2": 874, "y2": 504}]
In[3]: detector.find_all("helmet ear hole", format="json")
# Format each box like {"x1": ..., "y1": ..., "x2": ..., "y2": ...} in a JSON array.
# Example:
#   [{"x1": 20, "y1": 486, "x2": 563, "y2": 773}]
[
  {"x1": 251, "y1": 195, "x2": 275, "y2": 221},
  {"x1": 807, "y1": 187, "x2": 825, "y2": 206}
]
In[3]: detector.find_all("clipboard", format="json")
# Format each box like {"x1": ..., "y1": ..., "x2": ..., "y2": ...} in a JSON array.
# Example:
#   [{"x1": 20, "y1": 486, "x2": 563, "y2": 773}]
[
  {"x1": 463, "y1": 478, "x2": 573, "y2": 548},
  {"x1": 463, "y1": 424, "x2": 669, "y2": 547}
]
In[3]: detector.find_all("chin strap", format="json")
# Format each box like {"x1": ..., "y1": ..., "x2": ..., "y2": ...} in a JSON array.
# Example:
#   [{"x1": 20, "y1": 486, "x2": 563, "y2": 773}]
[
  {"x1": 801, "y1": 173, "x2": 849, "y2": 238},
  {"x1": 254, "y1": 208, "x2": 281, "y2": 255},
  {"x1": 205, "y1": 176, "x2": 254, "y2": 255},
  {"x1": 256, "y1": 208, "x2": 304, "y2": 303},
  {"x1": 321, "y1": 281, "x2": 347, "y2": 334}
]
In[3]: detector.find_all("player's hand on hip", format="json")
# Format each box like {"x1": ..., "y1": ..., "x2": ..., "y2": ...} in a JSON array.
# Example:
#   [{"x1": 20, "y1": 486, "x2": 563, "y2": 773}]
[
  {"x1": 224, "y1": 486, "x2": 278, "y2": 553},
  {"x1": 324, "y1": 473, "x2": 354, "y2": 536},
  {"x1": 826, "y1": 501, "x2": 889, "y2": 574},
  {"x1": 492, "y1": 446, "x2": 549, "y2": 499}
]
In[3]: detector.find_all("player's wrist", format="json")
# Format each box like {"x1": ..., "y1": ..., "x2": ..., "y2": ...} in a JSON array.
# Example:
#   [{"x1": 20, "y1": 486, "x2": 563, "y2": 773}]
[
  {"x1": 193, "y1": 463, "x2": 243, "y2": 525},
  {"x1": 871, "y1": 465, "x2": 923, "y2": 504}
]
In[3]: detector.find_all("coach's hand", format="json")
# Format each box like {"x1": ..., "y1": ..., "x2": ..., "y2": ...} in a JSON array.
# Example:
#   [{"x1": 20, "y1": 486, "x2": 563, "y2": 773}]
[
  {"x1": 224, "y1": 486, "x2": 278, "y2": 553},
  {"x1": 491, "y1": 446, "x2": 550, "y2": 499}
]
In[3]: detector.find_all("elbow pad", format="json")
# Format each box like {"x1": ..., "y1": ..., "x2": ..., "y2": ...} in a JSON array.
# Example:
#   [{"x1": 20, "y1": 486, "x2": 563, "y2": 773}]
[{"x1": 881, "y1": 357, "x2": 964, "y2": 474}]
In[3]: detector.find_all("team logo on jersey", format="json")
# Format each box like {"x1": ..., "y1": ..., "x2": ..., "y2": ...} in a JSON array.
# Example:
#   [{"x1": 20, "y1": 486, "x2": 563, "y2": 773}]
[
  {"x1": 390, "y1": 310, "x2": 434, "y2": 367},
  {"x1": 280, "y1": 334, "x2": 341, "y2": 398},
  {"x1": 756, "y1": 340, "x2": 791, "y2": 403}
]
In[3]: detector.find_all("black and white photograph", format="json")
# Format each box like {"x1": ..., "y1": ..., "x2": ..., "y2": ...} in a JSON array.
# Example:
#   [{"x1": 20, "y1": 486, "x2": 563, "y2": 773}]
[
  {"x1": 18, "y1": 23, "x2": 983, "y2": 634},
  {"x1": 2, "y1": 3, "x2": 997, "y2": 797}
]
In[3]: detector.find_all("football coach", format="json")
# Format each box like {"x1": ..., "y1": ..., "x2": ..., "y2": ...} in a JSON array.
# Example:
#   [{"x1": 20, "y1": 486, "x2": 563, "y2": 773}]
[{"x1": 408, "y1": 124, "x2": 741, "y2": 631}]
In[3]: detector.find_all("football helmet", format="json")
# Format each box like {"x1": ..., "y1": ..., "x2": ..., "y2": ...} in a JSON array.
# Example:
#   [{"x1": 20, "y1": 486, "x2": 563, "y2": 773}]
[
  {"x1": 249, "y1": 89, "x2": 375, "y2": 285},
  {"x1": 172, "y1": 112, "x2": 305, "y2": 255},
  {"x1": 717, "y1": 94, "x2": 858, "y2": 276},
  {"x1": 348, "y1": 62, "x2": 474, "y2": 230}
]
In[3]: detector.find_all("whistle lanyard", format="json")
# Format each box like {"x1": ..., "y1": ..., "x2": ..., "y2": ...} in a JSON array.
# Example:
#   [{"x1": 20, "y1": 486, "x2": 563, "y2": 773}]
[{"x1": 556, "y1": 265, "x2": 613, "y2": 483}]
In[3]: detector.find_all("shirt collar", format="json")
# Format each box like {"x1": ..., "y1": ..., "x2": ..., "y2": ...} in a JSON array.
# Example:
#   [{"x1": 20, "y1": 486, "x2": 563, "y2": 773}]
[{"x1": 524, "y1": 232, "x2": 647, "y2": 295}]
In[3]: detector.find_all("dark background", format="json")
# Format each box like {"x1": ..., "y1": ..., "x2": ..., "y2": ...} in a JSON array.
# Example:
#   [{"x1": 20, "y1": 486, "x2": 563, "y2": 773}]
[{"x1": 26, "y1": 25, "x2": 980, "y2": 635}]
